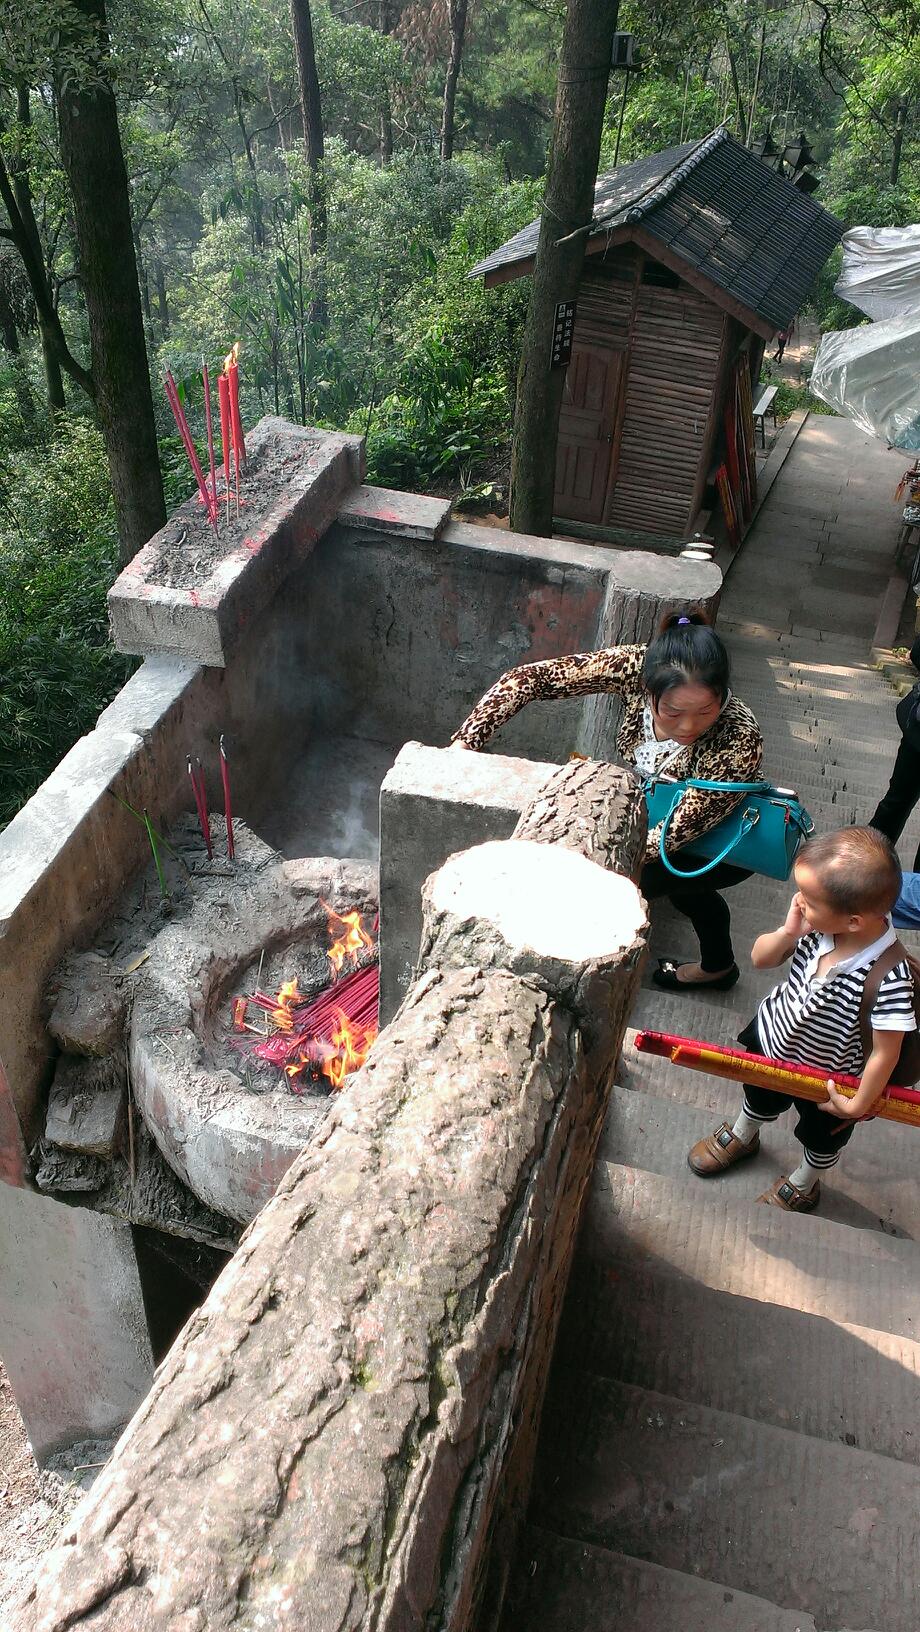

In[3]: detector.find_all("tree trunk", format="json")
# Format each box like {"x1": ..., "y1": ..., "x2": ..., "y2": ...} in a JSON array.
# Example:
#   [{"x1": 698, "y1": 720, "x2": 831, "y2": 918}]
[
  {"x1": 0, "y1": 93, "x2": 85, "y2": 409},
  {"x1": 890, "y1": 98, "x2": 907, "y2": 185},
  {"x1": 722, "y1": 29, "x2": 747, "y2": 138},
  {"x1": 378, "y1": 0, "x2": 394, "y2": 163},
  {"x1": 290, "y1": 0, "x2": 328, "y2": 332},
  {"x1": 15, "y1": 763, "x2": 647, "y2": 1632},
  {"x1": 508, "y1": 0, "x2": 619, "y2": 537},
  {"x1": 134, "y1": 230, "x2": 152, "y2": 325},
  {"x1": 153, "y1": 260, "x2": 170, "y2": 335},
  {"x1": 0, "y1": 284, "x2": 20, "y2": 353},
  {"x1": 57, "y1": 0, "x2": 166, "y2": 566},
  {"x1": 37, "y1": 321, "x2": 66, "y2": 410},
  {"x1": 440, "y1": 0, "x2": 469, "y2": 161},
  {"x1": 746, "y1": 20, "x2": 766, "y2": 146}
]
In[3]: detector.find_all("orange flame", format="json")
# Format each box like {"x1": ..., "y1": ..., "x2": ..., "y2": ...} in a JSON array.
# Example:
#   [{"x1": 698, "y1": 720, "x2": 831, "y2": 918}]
[
  {"x1": 323, "y1": 902, "x2": 374, "y2": 976},
  {"x1": 232, "y1": 996, "x2": 249, "y2": 1031},
  {"x1": 283, "y1": 1010, "x2": 376, "y2": 1090},
  {"x1": 322, "y1": 1008, "x2": 375, "y2": 1090},
  {"x1": 271, "y1": 977, "x2": 300, "y2": 1033},
  {"x1": 223, "y1": 341, "x2": 240, "y2": 374}
]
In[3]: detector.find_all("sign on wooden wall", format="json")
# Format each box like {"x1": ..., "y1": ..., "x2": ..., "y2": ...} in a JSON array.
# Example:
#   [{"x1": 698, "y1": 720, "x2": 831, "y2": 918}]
[{"x1": 550, "y1": 301, "x2": 577, "y2": 369}]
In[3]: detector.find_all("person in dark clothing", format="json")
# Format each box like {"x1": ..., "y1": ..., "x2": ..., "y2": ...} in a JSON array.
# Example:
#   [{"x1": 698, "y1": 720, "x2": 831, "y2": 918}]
[{"x1": 869, "y1": 635, "x2": 920, "y2": 870}]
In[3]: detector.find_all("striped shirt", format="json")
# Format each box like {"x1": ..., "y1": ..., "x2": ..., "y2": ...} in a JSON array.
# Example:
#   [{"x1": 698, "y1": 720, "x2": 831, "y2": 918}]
[{"x1": 757, "y1": 924, "x2": 916, "y2": 1076}]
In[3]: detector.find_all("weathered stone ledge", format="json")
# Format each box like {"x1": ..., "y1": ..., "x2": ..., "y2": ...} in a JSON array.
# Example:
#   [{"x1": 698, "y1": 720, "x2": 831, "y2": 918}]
[
  {"x1": 16, "y1": 763, "x2": 647, "y2": 1632},
  {"x1": 108, "y1": 419, "x2": 365, "y2": 667}
]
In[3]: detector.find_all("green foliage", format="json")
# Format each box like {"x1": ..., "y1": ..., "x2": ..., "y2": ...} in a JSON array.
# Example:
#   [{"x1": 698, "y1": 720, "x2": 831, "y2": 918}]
[
  {"x1": 0, "y1": 393, "x2": 134, "y2": 827},
  {"x1": 757, "y1": 362, "x2": 836, "y2": 421},
  {"x1": 2, "y1": 0, "x2": 920, "y2": 831},
  {"x1": 360, "y1": 338, "x2": 509, "y2": 489}
]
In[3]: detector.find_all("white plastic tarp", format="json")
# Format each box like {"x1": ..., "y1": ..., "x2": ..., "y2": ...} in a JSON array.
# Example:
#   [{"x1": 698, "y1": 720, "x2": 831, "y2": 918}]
[
  {"x1": 810, "y1": 316, "x2": 920, "y2": 450},
  {"x1": 834, "y1": 225, "x2": 920, "y2": 321}
]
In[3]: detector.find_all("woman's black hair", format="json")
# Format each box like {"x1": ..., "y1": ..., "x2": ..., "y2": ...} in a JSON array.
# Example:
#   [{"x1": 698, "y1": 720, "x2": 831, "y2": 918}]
[{"x1": 641, "y1": 608, "x2": 730, "y2": 705}]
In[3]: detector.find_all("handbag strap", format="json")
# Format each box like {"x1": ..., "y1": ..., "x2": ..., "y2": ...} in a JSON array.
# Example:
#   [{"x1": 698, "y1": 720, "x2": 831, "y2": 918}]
[
  {"x1": 646, "y1": 775, "x2": 772, "y2": 795},
  {"x1": 657, "y1": 790, "x2": 761, "y2": 879}
]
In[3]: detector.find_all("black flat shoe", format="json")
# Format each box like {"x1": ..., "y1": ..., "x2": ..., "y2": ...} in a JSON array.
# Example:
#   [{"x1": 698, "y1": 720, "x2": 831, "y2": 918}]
[{"x1": 653, "y1": 958, "x2": 740, "y2": 993}]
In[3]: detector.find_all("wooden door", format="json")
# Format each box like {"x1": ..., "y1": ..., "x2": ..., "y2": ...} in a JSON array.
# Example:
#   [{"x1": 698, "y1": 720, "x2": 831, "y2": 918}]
[{"x1": 554, "y1": 342, "x2": 622, "y2": 524}]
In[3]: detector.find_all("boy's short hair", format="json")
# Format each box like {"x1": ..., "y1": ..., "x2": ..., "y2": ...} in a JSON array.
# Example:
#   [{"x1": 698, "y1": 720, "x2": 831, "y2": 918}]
[{"x1": 798, "y1": 827, "x2": 902, "y2": 916}]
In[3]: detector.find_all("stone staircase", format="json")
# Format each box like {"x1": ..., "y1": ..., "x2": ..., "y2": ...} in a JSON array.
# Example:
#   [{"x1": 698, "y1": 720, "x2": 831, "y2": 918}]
[{"x1": 500, "y1": 420, "x2": 920, "y2": 1630}]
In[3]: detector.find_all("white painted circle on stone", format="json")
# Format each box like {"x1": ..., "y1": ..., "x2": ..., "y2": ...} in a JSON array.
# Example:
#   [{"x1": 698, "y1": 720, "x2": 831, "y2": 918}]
[{"x1": 431, "y1": 839, "x2": 646, "y2": 962}]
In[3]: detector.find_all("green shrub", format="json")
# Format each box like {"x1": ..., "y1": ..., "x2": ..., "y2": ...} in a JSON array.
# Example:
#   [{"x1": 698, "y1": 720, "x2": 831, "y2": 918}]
[
  {"x1": 757, "y1": 362, "x2": 836, "y2": 421},
  {"x1": 0, "y1": 413, "x2": 135, "y2": 828},
  {"x1": 360, "y1": 335, "x2": 510, "y2": 490}
]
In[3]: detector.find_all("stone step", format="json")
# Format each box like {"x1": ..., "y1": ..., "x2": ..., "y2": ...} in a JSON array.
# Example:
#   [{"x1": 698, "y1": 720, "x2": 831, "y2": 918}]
[
  {"x1": 529, "y1": 1374, "x2": 920, "y2": 1632},
  {"x1": 584, "y1": 1162, "x2": 920, "y2": 1341},
  {"x1": 501, "y1": 1528, "x2": 824, "y2": 1632},
  {"x1": 599, "y1": 1086, "x2": 920, "y2": 1241},
  {"x1": 560, "y1": 1178, "x2": 920, "y2": 1464}
]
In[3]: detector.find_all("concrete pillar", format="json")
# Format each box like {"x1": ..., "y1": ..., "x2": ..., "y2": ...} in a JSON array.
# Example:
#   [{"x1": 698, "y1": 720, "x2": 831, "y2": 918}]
[
  {"x1": 0, "y1": 1184, "x2": 154, "y2": 1460},
  {"x1": 378, "y1": 743, "x2": 557, "y2": 1025}
]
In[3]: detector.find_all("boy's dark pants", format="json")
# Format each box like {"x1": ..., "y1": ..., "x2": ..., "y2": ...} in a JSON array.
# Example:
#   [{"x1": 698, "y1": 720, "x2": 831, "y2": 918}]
[{"x1": 738, "y1": 1018, "x2": 856, "y2": 1159}]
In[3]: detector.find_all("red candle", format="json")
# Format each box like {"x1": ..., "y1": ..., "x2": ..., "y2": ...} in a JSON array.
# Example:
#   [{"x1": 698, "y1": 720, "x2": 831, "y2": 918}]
[
  {"x1": 164, "y1": 372, "x2": 216, "y2": 525},
  {"x1": 218, "y1": 371, "x2": 231, "y2": 509},
  {"x1": 202, "y1": 359, "x2": 217, "y2": 519},
  {"x1": 229, "y1": 353, "x2": 245, "y2": 466}
]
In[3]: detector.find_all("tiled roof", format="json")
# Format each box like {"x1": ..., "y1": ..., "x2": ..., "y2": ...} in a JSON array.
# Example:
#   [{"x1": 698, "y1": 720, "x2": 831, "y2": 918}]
[{"x1": 470, "y1": 128, "x2": 842, "y2": 330}]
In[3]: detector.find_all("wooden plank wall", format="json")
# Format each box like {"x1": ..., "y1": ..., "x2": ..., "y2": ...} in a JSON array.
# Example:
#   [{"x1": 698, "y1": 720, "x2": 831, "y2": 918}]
[
  {"x1": 575, "y1": 259, "x2": 635, "y2": 348},
  {"x1": 604, "y1": 277, "x2": 726, "y2": 536}
]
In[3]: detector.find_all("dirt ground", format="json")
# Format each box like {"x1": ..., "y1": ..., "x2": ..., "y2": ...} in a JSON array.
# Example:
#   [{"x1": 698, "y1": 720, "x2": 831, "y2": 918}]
[{"x1": 0, "y1": 1360, "x2": 109, "y2": 1618}]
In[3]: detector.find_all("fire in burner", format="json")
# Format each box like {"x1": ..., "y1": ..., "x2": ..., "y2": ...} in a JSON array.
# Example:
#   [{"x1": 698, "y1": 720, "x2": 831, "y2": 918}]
[
  {"x1": 325, "y1": 906, "x2": 374, "y2": 975},
  {"x1": 231, "y1": 904, "x2": 379, "y2": 1093}
]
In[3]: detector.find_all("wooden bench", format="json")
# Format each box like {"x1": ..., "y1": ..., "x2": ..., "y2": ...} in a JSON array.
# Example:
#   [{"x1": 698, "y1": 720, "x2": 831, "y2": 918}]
[{"x1": 752, "y1": 384, "x2": 779, "y2": 448}]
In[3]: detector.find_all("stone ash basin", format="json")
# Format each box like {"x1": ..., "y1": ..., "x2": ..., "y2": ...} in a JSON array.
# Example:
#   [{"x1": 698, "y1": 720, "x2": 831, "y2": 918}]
[{"x1": 128, "y1": 835, "x2": 377, "y2": 1224}]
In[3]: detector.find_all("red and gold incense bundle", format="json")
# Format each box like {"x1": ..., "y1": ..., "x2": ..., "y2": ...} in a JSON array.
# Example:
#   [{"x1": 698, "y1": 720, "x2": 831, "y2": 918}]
[{"x1": 633, "y1": 1030, "x2": 920, "y2": 1130}]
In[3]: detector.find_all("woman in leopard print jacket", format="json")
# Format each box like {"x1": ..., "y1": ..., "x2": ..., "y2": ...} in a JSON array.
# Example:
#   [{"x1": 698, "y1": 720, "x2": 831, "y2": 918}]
[{"x1": 452, "y1": 610, "x2": 763, "y2": 992}]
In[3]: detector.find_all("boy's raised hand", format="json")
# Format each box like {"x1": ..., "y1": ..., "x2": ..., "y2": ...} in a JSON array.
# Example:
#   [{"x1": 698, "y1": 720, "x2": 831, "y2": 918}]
[{"x1": 782, "y1": 892, "x2": 808, "y2": 940}]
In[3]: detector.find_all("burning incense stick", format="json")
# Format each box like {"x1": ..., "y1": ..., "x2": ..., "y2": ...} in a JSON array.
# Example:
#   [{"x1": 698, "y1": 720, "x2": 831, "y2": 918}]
[
  {"x1": 186, "y1": 755, "x2": 212, "y2": 858},
  {"x1": 227, "y1": 342, "x2": 246, "y2": 464},
  {"x1": 195, "y1": 757, "x2": 213, "y2": 857},
  {"x1": 202, "y1": 358, "x2": 218, "y2": 527},
  {"x1": 218, "y1": 369, "x2": 231, "y2": 524},
  {"x1": 220, "y1": 735, "x2": 235, "y2": 859},
  {"x1": 164, "y1": 372, "x2": 217, "y2": 526},
  {"x1": 223, "y1": 344, "x2": 244, "y2": 519},
  {"x1": 143, "y1": 808, "x2": 168, "y2": 899},
  {"x1": 633, "y1": 1029, "x2": 920, "y2": 1130}
]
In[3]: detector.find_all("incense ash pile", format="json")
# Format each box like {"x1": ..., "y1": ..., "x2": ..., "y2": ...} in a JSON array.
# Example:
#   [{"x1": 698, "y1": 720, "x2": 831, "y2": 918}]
[
  {"x1": 231, "y1": 904, "x2": 379, "y2": 1093},
  {"x1": 147, "y1": 428, "x2": 322, "y2": 590}
]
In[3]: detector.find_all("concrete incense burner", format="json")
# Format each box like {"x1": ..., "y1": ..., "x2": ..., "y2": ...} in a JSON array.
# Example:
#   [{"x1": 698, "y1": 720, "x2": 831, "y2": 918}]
[{"x1": 46, "y1": 819, "x2": 377, "y2": 1225}]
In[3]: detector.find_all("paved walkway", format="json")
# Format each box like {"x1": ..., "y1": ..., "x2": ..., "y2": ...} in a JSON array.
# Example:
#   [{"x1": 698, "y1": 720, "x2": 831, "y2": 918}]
[
  {"x1": 631, "y1": 413, "x2": 919, "y2": 1237},
  {"x1": 504, "y1": 415, "x2": 920, "y2": 1632}
]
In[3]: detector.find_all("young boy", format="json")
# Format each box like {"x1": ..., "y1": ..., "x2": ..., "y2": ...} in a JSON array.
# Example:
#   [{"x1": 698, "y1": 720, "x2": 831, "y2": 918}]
[{"x1": 687, "y1": 828, "x2": 917, "y2": 1212}]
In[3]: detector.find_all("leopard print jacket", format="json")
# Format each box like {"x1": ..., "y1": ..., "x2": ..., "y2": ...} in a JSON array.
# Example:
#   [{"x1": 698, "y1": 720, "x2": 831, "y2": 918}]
[{"x1": 452, "y1": 644, "x2": 764, "y2": 864}]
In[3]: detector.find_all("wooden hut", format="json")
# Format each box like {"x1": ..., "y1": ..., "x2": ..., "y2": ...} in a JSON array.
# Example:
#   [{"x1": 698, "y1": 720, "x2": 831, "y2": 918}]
[{"x1": 472, "y1": 128, "x2": 842, "y2": 548}]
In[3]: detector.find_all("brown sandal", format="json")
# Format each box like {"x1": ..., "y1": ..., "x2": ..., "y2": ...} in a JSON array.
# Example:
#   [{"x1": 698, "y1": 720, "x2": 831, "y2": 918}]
[
  {"x1": 688, "y1": 1123, "x2": 760, "y2": 1176},
  {"x1": 756, "y1": 1175, "x2": 820, "y2": 1212}
]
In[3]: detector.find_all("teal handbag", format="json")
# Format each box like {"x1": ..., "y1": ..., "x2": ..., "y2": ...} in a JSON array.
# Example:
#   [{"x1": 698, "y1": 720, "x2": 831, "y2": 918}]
[{"x1": 643, "y1": 775, "x2": 815, "y2": 880}]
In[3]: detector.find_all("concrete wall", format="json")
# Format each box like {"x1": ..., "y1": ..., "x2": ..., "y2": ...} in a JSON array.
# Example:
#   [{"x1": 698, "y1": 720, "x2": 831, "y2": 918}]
[
  {"x1": 0, "y1": 1184, "x2": 153, "y2": 1458},
  {"x1": 0, "y1": 510, "x2": 719, "y2": 1155}
]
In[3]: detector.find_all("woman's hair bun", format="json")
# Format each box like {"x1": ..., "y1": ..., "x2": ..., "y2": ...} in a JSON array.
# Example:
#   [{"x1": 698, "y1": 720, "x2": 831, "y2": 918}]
[
  {"x1": 643, "y1": 607, "x2": 729, "y2": 704},
  {"x1": 658, "y1": 606, "x2": 710, "y2": 635}
]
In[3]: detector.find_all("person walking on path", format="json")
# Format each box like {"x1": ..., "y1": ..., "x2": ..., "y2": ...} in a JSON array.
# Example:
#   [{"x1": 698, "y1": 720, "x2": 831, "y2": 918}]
[
  {"x1": 687, "y1": 828, "x2": 916, "y2": 1212},
  {"x1": 452, "y1": 610, "x2": 763, "y2": 993},
  {"x1": 869, "y1": 634, "x2": 920, "y2": 870}
]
